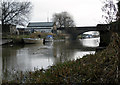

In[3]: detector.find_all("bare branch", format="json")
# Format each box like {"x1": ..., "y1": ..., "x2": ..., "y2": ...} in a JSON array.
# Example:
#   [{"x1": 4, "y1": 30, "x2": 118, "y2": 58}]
[
  {"x1": 53, "y1": 12, "x2": 75, "y2": 28},
  {"x1": 2, "y1": 0, "x2": 32, "y2": 26},
  {"x1": 101, "y1": 0, "x2": 117, "y2": 24}
]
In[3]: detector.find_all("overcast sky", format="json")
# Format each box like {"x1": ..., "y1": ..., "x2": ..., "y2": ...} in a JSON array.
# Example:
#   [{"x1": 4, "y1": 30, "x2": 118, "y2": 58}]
[{"x1": 29, "y1": 0, "x2": 105, "y2": 26}]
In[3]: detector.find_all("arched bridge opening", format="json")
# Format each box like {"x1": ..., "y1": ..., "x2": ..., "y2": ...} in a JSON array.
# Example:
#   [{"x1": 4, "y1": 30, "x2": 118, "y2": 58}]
[
  {"x1": 75, "y1": 25, "x2": 111, "y2": 47},
  {"x1": 77, "y1": 31, "x2": 100, "y2": 39}
]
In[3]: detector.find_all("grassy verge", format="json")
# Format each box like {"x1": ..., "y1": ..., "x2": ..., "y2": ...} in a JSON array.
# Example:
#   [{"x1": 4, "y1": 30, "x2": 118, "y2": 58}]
[
  {"x1": 30, "y1": 32, "x2": 66, "y2": 40},
  {"x1": 2, "y1": 33, "x2": 120, "y2": 84},
  {"x1": 2, "y1": 32, "x2": 66, "y2": 44}
]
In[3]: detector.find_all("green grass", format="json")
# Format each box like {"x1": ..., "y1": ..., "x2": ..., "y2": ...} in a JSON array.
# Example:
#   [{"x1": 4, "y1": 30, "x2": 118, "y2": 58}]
[
  {"x1": 2, "y1": 32, "x2": 66, "y2": 43},
  {"x1": 2, "y1": 33, "x2": 120, "y2": 84}
]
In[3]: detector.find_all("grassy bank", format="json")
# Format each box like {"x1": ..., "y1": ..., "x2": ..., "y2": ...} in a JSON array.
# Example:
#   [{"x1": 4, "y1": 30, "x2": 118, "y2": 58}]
[
  {"x1": 3, "y1": 33, "x2": 120, "y2": 84},
  {"x1": 30, "y1": 32, "x2": 66, "y2": 40},
  {"x1": 2, "y1": 32, "x2": 66, "y2": 44}
]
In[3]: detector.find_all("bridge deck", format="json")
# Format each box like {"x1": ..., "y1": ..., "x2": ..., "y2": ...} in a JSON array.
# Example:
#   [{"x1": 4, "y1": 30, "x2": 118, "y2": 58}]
[{"x1": 76, "y1": 27, "x2": 108, "y2": 31}]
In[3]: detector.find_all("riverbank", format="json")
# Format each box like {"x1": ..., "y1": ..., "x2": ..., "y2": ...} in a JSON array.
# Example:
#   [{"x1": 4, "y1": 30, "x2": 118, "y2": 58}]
[
  {"x1": 2, "y1": 32, "x2": 66, "y2": 45},
  {"x1": 2, "y1": 33, "x2": 120, "y2": 84}
]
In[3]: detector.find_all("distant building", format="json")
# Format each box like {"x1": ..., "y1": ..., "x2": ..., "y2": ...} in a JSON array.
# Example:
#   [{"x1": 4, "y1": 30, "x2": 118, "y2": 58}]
[
  {"x1": 27, "y1": 22, "x2": 57, "y2": 33},
  {"x1": 17, "y1": 28, "x2": 32, "y2": 35},
  {"x1": 17, "y1": 28, "x2": 25, "y2": 35},
  {"x1": 2, "y1": 24, "x2": 18, "y2": 35}
]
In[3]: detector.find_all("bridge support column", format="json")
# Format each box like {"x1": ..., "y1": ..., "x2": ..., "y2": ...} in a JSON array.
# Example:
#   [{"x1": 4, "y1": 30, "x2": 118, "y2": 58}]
[{"x1": 99, "y1": 30, "x2": 112, "y2": 47}]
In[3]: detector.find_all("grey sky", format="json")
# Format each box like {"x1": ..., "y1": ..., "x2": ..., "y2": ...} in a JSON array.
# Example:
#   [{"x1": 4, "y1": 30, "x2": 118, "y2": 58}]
[
  {"x1": 30, "y1": 0, "x2": 104, "y2": 26},
  {"x1": 3, "y1": 0, "x2": 118, "y2": 26}
]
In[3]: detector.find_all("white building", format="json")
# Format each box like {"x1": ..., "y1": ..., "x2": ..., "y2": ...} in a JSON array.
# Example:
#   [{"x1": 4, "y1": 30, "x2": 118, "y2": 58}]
[{"x1": 27, "y1": 22, "x2": 56, "y2": 33}]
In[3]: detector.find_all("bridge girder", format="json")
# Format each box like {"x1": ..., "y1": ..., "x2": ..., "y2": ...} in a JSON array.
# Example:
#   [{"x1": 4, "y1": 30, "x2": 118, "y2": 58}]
[{"x1": 76, "y1": 26, "x2": 109, "y2": 35}]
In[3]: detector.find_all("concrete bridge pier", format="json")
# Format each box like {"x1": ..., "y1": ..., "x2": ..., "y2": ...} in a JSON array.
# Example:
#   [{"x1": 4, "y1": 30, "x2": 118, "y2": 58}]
[{"x1": 99, "y1": 30, "x2": 111, "y2": 47}]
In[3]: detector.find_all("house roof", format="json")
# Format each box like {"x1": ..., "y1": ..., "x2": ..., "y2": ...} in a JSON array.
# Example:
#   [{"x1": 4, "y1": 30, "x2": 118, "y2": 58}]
[{"x1": 27, "y1": 22, "x2": 54, "y2": 27}]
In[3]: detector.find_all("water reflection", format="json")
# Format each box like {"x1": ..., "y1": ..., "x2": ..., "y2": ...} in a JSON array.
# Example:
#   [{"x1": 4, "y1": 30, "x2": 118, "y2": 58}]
[
  {"x1": 79, "y1": 37, "x2": 100, "y2": 47},
  {"x1": 74, "y1": 51, "x2": 95, "y2": 60},
  {"x1": 2, "y1": 37, "x2": 100, "y2": 80}
]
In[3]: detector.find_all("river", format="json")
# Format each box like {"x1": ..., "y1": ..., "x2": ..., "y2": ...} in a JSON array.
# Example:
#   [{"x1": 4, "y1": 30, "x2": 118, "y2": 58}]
[{"x1": 2, "y1": 37, "x2": 100, "y2": 80}]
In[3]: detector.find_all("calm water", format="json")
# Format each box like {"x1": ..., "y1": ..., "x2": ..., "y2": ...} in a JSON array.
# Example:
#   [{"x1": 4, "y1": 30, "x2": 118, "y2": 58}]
[{"x1": 2, "y1": 37, "x2": 100, "y2": 80}]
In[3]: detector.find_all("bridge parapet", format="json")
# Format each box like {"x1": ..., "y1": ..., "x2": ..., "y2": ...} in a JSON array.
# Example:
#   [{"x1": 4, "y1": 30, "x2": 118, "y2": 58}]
[
  {"x1": 58, "y1": 25, "x2": 110, "y2": 34},
  {"x1": 97, "y1": 24, "x2": 110, "y2": 31},
  {"x1": 76, "y1": 25, "x2": 110, "y2": 35}
]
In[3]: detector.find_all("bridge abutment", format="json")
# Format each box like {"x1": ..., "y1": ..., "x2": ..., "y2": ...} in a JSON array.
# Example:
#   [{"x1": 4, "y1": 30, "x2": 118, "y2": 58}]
[{"x1": 99, "y1": 30, "x2": 112, "y2": 47}]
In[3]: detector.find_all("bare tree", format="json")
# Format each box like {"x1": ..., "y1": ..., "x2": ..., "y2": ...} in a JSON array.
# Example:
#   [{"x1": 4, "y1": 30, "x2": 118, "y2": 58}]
[
  {"x1": 1, "y1": 0, "x2": 32, "y2": 26},
  {"x1": 53, "y1": 12, "x2": 78, "y2": 39},
  {"x1": 53, "y1": 12, "x2": 75, "y2": 28},
  {"x1": 118, "y1": 1, "x2": 120, "y2": 12},
  {"x1": 117, "y1": 1, "x2": 120, "y2": 20},
  {"x1": 0, "y1": 10, "x2": 1, "y2": 23},
  {"x1": 101, "y1": 0, "x2": 117, "y2": 24}
]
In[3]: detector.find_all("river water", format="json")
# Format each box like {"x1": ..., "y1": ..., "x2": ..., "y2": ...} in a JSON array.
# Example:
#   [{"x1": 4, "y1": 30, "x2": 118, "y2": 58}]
[{"x1": 2, "y1": 37, "x2": 100, "y2": 80}]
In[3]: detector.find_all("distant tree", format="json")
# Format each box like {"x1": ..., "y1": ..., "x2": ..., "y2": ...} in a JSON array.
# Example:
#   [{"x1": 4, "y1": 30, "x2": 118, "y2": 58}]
[
  {"x1": 117, "y1": 1, "x2": 120, "y2": 20},
  {"x1": 53, "y1": 12, "x2": 76, "y2": 31},
  {"x1": 116, "y1": 1, "x2": 120, "y2": 33},
  {"x1": 0, "y1": 1, "x2": 1, "y2": 24},
  {"x1": 118, "y1": 1, "x2": 120, "y2": 12},
  {"x1": 1, "y1": 0, "x2": 32, "y2": 26},
  {"x1": 101, "y1": 0, "x2": 117, "y2": 24},
  {"x1": 53, "y1": 12, "x2": 78, "y2": 39}
]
